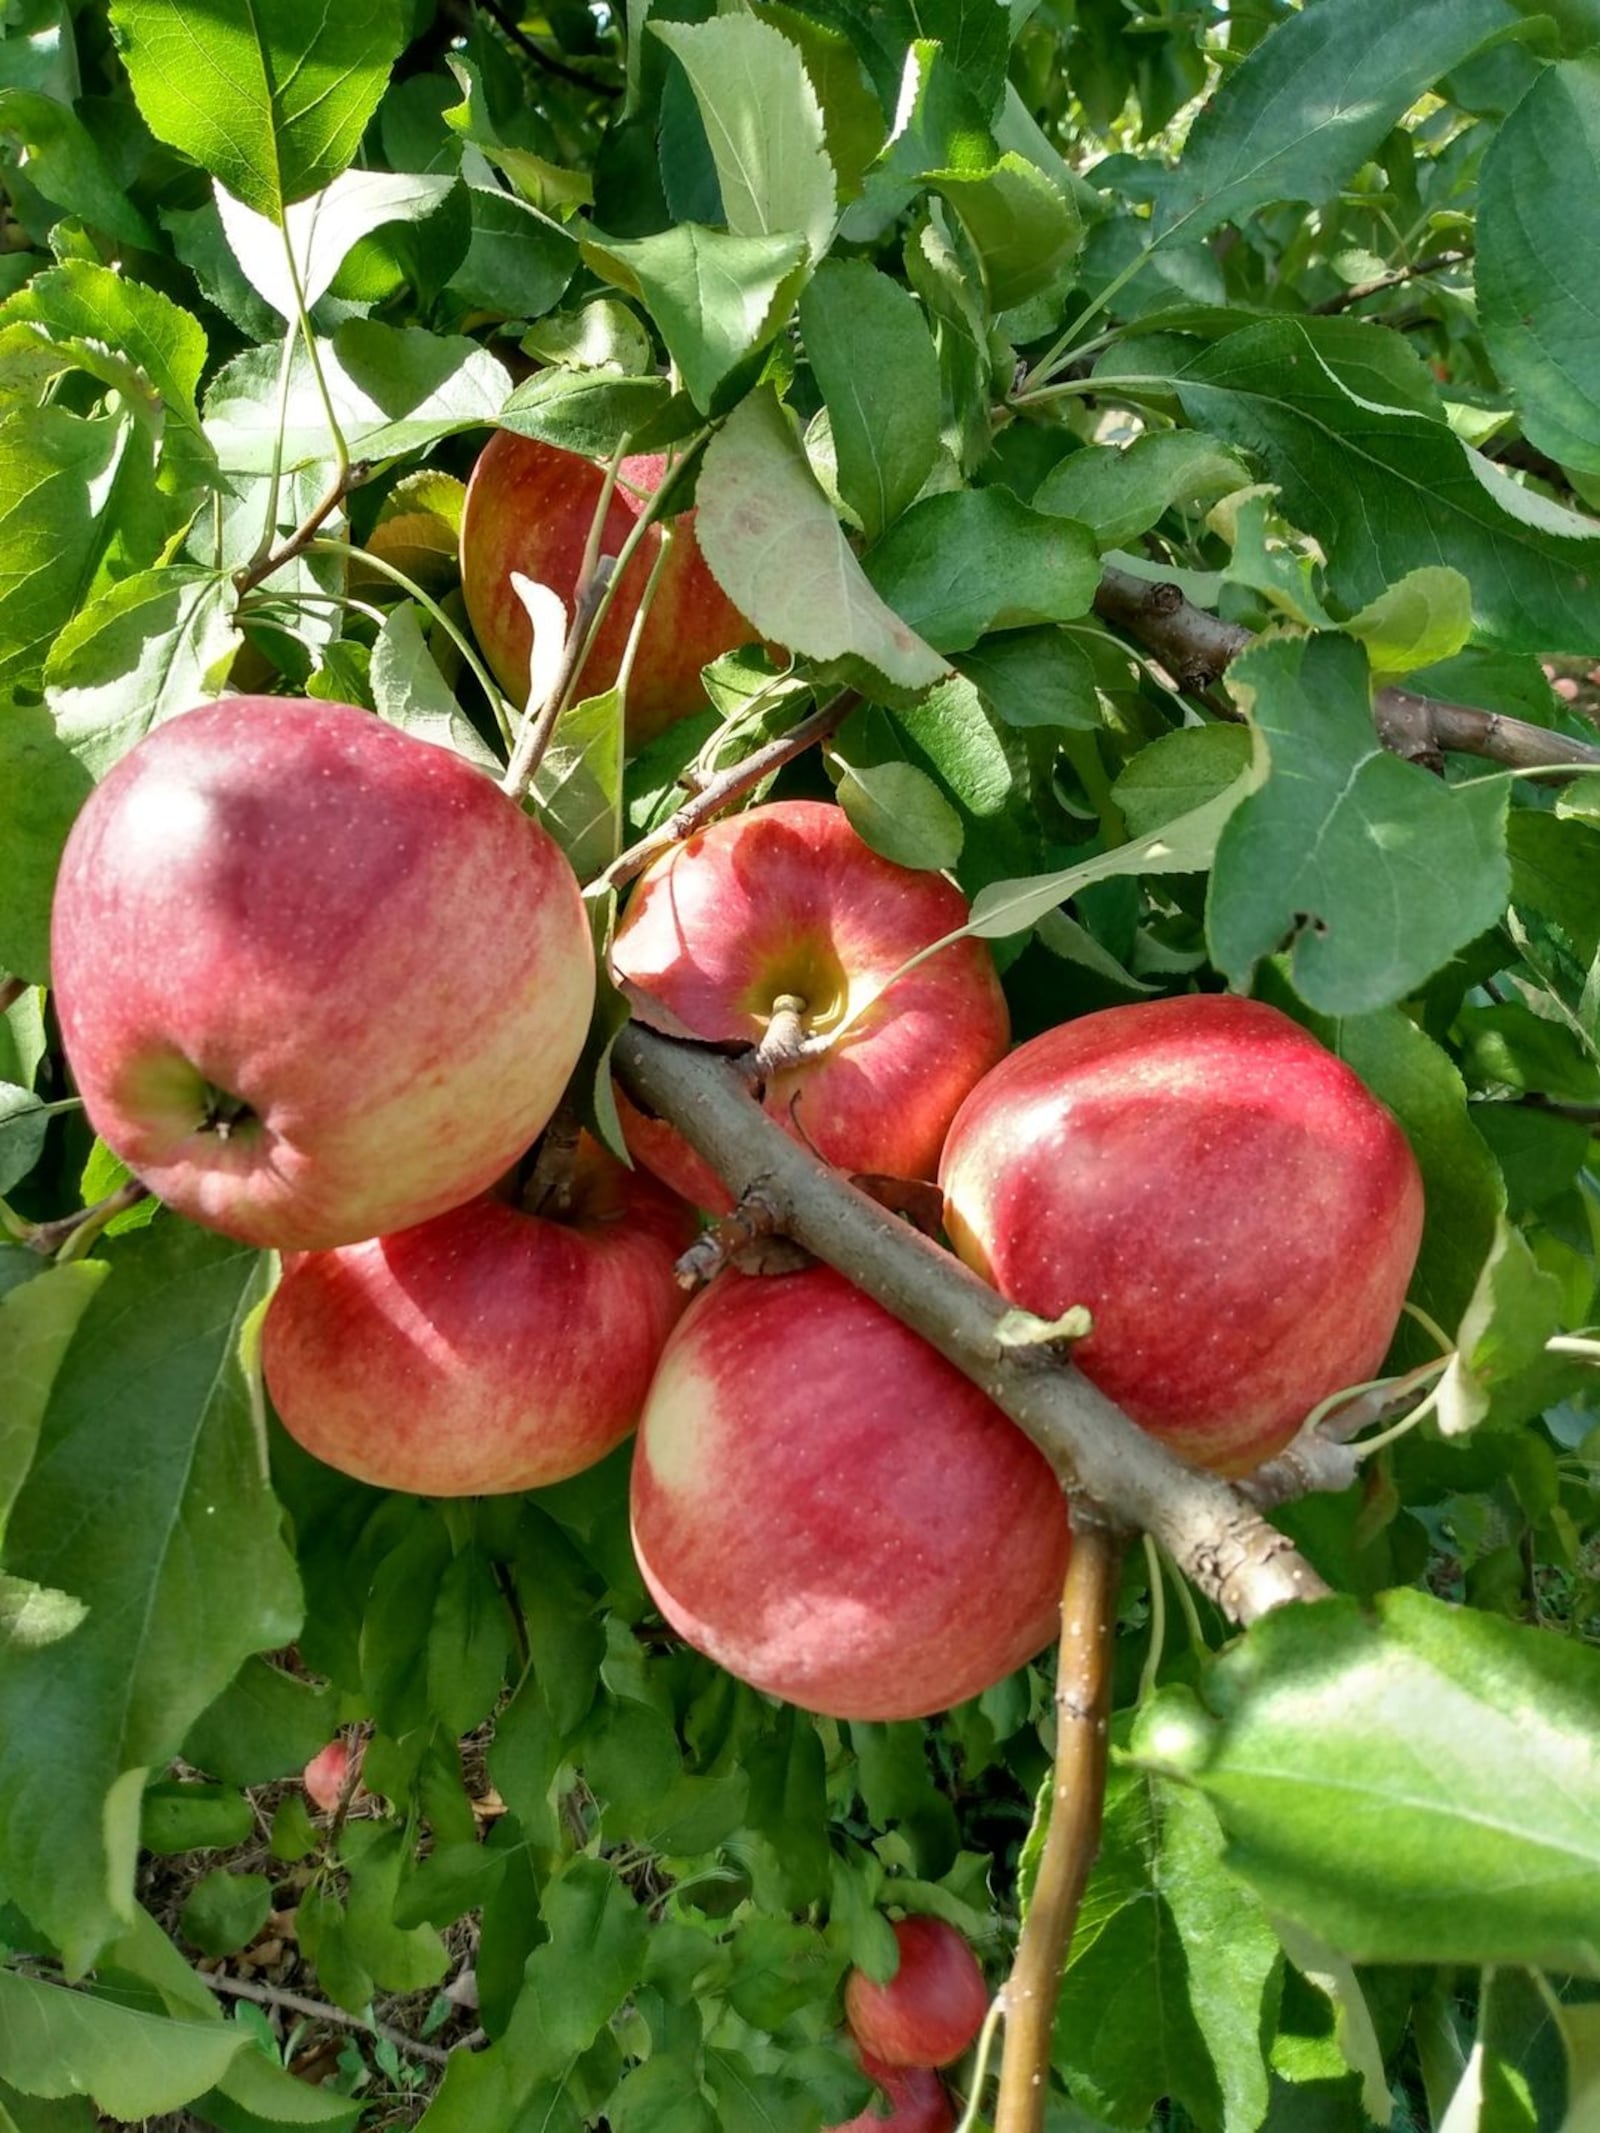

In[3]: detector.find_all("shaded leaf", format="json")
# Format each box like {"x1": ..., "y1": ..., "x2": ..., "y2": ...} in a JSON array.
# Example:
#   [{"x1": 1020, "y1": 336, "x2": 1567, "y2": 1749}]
[
  {"x1": 863, "y1": 487, "x2": 1099, "y2": 653},
  {"x1": 798, "y1": 258, "x2": 940, "y2": 544}
]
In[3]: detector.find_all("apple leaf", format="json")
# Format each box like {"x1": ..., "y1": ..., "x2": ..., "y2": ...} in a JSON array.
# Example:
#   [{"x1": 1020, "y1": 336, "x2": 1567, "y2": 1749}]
[
  {"x1": 1138, "y1": 1590, "x2": 1600, "y2": 1979},
  {"x1": 1436, "y1": 1215, "x2": 1574, "y2": 1436},
  {"x1": 0, "y1": 1968, "x2": 246, "y2": 2119},
  {"x1": 497, "y1": 369, "x2": 678, "y2": 460},
  {"x1": 1173, "y1": 318, "x2": 1600, "y2": 657},
  {"x1": 1207, "y1": 632, "x2": 1511, "y2": 1014},
  {"x1": 0, "y1": 1222, "x2": 301, "y2": 1973},
  {"x1": 1479, "y1": 55, "x2": 1600, "y2": 476},
  {"x1": 926, "y1": 153, "x2": 1081, "y2": 313},
  {"x1": 1343, "y1": 567, "x2": 1473, "y2": 680},
  {"x1": 44, "y1": 567, "x2": 242, "y2": 779},
  {"x1": 204, "y1": 322, "x2": 510, "y2": 479},
  {"x1": 652, "y1": 17, "x2": 836, "y2": 264},
  {"x1": 1154, "y1": 0, "x2": 1522, "y2": 247},
  {"x1": 585, "y1": 223, "x2": 809, "y2": 416},
  {"x1": 0, "y1": 706, "x2": 93, "y2": 983},
  {"x1": 1034, "y1": 431, "x2": 1248, "y2": 554},
  {"x1": 797, "y1": 259, "x2": 940, "y2": 545},
  {"x1": 1050, "y1": 1705, "x2": 1280, "y2": 2133},
  {"x1": 0, "y1": 1262, "x2": 107, "y2": 1542},
  {"x1": 862, "y1": 487, "x2": 1100, "y2": 653},
  {"x1": 370, "y1": 604, "x2": 501, "y2": 773},
  {"x1": 953, "y1": 628, "x2": 1103, "y2": 731},
  {"x1": 182, "y1": 1656, "x2": 333, "y2": 1787},
  {"x1": 0, "y1": 87, "x2": 156, "y2": 249},
  {"x1": 451, "y1": 182, "x2": 578, "y2": 322},
  {"x1": 834, "y1": 757, "x2": 964, "y2": 872},
  {"x1": 213, "y1": 169, "x2": 456, "y2": 317},
  {"x1": 694, "y1": 388, "x2": 947, "y2": 698},
  {"x1": 108, "y1": 0, "x2": 408, "y2": 224},
  {"x1": 0, "y1": 263, "x2": 208, "y2": 450},
  {"x1": 532, "y1": 688, "x2": 624, "y2": 882},
  {"x1": 0, "y1": 407, "x2": 143, "y2": 697}
]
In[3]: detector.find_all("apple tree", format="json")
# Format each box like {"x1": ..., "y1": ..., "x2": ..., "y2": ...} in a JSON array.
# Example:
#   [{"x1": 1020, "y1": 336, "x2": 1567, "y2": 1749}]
[{"x1": 2, "y1": 0, "x2": 1599, "y2": 2128}]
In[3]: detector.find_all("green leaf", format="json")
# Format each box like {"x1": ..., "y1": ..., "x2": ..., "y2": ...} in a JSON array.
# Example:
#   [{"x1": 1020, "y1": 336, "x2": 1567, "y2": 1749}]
[
  {"x1": 0, "y1": 1224, "x2": 301, "y2": 1973},
  {"x1": 1156, "y1": 0, "x2": 1522, "y2": 245},
  {"x1": 1140, "y1": 1590, "x2": 1600, "y2": 1978},
  {"x1": 179, "y1": 1869, "x2": 273, "y2": 1958},
  {"x1": 0, "y1": 1262, "x2": 106, "y2": 1541},
  {"x1": 585, "y1": 223, "x2": 808, "y2": 415},
  {"x1": 1174, "y1": 318, "x2": 1600, "y2": 657},
  {"x1": 182, "y1": 1656, "x2": 333, "y2": 1787},
  {"x1": 214, "y1": 169, "x2": 457, "y2": 316},
  {"x1": 419, "y1": 1859, "x2": 647, "y2": 2129},
  {"x1": 0, "y1": 263, "x2": 208, "y2": 444},
  {"x1": 1437, "y1": 1216, "x2": 1572, "y2": 1434},
  {"x1": 0, "y1": 89, "x2": 156, "y2": 249},
  {"x1": 496, "y1": 369, "x2": 676, "y2": 459},
  {"x1": 926, "y1": 153, "x2": 1081, "y2": 312},
  {"x1": 863, "y1": 488, "x2": 1100, "y2": 653},
  {"x1": 426, "y1": 1545, "x2": 513, "y2": 1739},
  {"x1": 370, "y1": 605, "x2": 501, "y2": 772},
  {"x1": 0, "y1": 1969, "x2": 244, "y2": 2119},
  {"x1": 725, "y1": 1916, "x2": 842, "y2": 2030},
  {"x1": 1343, "y1": 568, "x2": 1473, "y2": 679},
  {"x1": 44, "y1": 567, "x2": 242, "y2": 780},
  {"x1": 108, "y1": 0, "x2": 408, "y2": 222},
  {"x1": 608, "y1": 2055, "x2": 718, "y2": 2132},
  {"x1": 652, "y1": 16, "x2": 836, "y2": 262},
  {"x1": 531, "y1": 688, "x2": 625, "y2": 882},
  {"x1": 695, "y1": 387, "x2": 947, "y2": 697},
  {"x1": 1479, "y1": 54, "x2": 1600, "y2": 475},
  {"x1": 204, "y1": 322, "x2": 510, "y2": 479},
  {"x1": 451, "y1": 182, "x2": 578, "y2": 322},
  {"x1": 0, "y1": 408, "x2": 138, "y2": 696},
  {"x1": 1207, "y1": 632, "x2": 1511, "y2": 1014},
  {"x1": 1034, "y1": 431, "x2": 1248, "y2": 553},
  {"x1": 342, "y1": 1824, "x2": 450, "y2": 1993},
  {"x1": 797, "y1": 258, "x2": 940, "y2": 544},
  {"x1": 835, "y1": 756, "x2": 964, "y2": 871},
  {"x1": 140, "y1": 1780, "x2": 254, "y2": 1855},
  {"x1": 1113, "y1": 725, "x2": 1256, "y2": 840},
  {"x1": 953, "y1": 628, "x2": 1103, "y2": 731},
  {"x1": 209, "y1": 2039, "x2": 364, "y2": 2128}
]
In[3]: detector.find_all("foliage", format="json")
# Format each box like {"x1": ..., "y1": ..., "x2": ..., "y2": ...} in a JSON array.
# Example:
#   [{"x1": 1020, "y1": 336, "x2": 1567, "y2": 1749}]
[{"x1": 1, "y1": 0, "x2": 1599, "y2": 2129}]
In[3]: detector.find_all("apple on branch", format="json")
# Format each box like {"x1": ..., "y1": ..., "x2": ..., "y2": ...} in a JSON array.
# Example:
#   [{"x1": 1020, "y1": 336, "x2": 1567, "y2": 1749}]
[
  {"x1": 826, "y1": 2051, "x2": 954, "y2": 2132},
  {"x1": 51, "y1": 697, "x2": 596, "y2": 1251},
  {"x1": 940, "y1": 994, "x2": 1425, "y2": 1474},
  {"x1": 459, "y1": 433, "x2": 756, "y2": 746},
  {"x1": 630, "y1": 1263, "x2": 1071, "y2": 1720},
  {"x1": 845, "y1": 1917, "x2": 988, "y2": 2070},
  {"x1": 263, "y1": 1137, "x2": 696, "y2": 1495},
  {"x1": 611, "y1": 799, "x2": 1010, "y2": 1211}
]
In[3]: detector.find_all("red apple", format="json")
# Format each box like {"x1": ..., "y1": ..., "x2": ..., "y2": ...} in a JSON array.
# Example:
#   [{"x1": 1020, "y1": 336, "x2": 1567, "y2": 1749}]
[
  {"x1": 262, "y1": 1139, "x2": 696, "y2": 1494},
  {"x1": 845, "y1": 1918, "x2": 987, "y2": 2070},
  {"x1": 610, "y1": 800, "x2": 1010, "y2": 1212},
  {"x1": 303, "y1": 1738, "x2": 358, "y2": 1814},
  {"x1": 827, "y1": 2051, "x2": 954, "y2": 2132},
  {"x1": 630, "y1": 1264, "x2": 1070, "y2": 1719},
  {"x1": 939, "y1": 995, "x2": 1425, "y2": 1475},
  {"x1": 459, "y1": 432, "x2": 756, "y2": 747},
  {"x1": 50, "y1": 697, "x2": 595, "y2": 1251}
]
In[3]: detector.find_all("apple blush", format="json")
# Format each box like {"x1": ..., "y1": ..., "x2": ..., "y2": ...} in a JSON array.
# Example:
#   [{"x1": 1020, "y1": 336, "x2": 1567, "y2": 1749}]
[
  {"x1": 51, "y1": 696, "x2": 595, "y2": 1252},
  {"x1": 826, "y1": 2051, "x2": 954, "y2": 2132},
  {"x1": 263, "y1": 1138, "x2": 696, "y2": 1495},
  {"x1": 939, "y1": 994, "x2": 1425, "y2": 1474},
  {"x1": 845, "y1": 1917, "x2": 988, "y2": 2071},
  {"x1": 459, "y1": 433, "x2": 755, "y2": 747},
  {"x1": 630, "y1": 1264, "x2": 1070, "y2": 1720},
  {"x1": 611, "y1": 799, "x2": 1010, "y2": 1212}
]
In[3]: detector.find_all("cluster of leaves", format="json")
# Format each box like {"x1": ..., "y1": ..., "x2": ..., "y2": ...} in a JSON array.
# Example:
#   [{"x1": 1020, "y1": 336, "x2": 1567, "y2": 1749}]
[{"x1": 3, "y1": 0, "x2": 1600, "y2": 2128}]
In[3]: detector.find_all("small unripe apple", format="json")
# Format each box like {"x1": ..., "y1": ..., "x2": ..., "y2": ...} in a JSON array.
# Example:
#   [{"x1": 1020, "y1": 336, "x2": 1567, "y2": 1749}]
[
  {"x1": 611, "y1": 799, "x2": 1010, "y2": 1211},
  {"x1": 263, "y1": 1139, "x2": 696, "y2": 1495},
  {"x1": 459, "y1": 433, "x2": 756, "y2": 746},
  {"x1": 303, "y1": 1738, "x2": 358, "y2": 1814},
  {"x1": 845, "y1": 1917, "x2": 988, "y2": 2070},
  {"x1": 827, "y1": 2050, "x2": 954, "y2": 2132},
  {"x1": 940, "y1": 995, "x2": 1425, "y2": 1474},
  {"x1": 630, "y1": 1264, "x2": 1070, "y2": 1720},
  {"x1": 51, "y1": 697, "x2": 595, "y2": 1251}
]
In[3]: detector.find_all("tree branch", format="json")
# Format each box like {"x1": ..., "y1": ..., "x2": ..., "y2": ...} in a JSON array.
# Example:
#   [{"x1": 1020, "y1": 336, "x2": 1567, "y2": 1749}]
[
  {"x1": 993, "y1": 1517, "x2": 1123, "y2": 2133},
  {"x1": 613, "y1": 1026, "x2": 1329, "y2": 1626},
  {"x1": 474, "y1": 0, "x2": 622, "y2": 95},
  {"x1": 1093, "y1": 566, "x2": 1600, "y2": 775},
  {"x1": 0, "y1": 977, "x2": 25, "y2": 1018},
  {"x1": 593, "y1": 690, "x2": 860, "y2": 892},
  {"x1": 202, "y1": 1970, "x2": 457, "y2": 2067},
  {"x1": 1310, "y1": 249, "x2": 1470, "y2": 315},
  {"x1": 235, "y1": 461, "x2": 372, "y2": 597}
]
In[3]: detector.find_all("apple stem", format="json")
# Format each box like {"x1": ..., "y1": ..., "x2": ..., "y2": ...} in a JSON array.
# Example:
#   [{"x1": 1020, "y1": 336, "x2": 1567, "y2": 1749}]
[
  {"x1": 590, "y1": 689, "x2": 862, "y2": 895},
  {"x1": 24, "y1": 1179, "x2": 152, "y2": 1260},
  {"x1": 522, "y1": 1106, "x2": 583, "y2": 1218},
  {"x1": 991, "y1": 1516, "x2": 1123, "y2": 2133},
  {"x1": 673, "y1": 1182, "x2": 789, "y2": 1290}
]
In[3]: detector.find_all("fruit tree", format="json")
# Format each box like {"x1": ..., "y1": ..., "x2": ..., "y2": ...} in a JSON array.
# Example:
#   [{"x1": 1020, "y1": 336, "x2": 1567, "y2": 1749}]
[{"x1": 1, "y1": 0, "x2": 1599, "y2": 2129}]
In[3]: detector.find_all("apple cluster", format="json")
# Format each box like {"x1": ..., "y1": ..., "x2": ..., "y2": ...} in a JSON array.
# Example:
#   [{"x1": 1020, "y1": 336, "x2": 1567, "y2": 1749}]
[
  {"x1": 48, "y1": 439, "x2": 1425, "y2": 1744},
  {"x1": 823, "y1": 1917, "x2": 988, "y2": 2130}
]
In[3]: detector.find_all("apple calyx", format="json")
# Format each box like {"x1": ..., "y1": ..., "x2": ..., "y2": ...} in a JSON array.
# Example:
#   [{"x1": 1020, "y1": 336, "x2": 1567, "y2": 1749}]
[{"x1": 198, "y1": 1086, "x2": 258, "y2": 1143}]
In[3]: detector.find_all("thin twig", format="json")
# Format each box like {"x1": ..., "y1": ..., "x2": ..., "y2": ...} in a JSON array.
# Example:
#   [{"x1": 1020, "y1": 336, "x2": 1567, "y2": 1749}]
[
  {"x1": 614, "y1": 1026, "x2": 1328, "y2": 1625},
  {"x1": 1310, "y1": 249, "x2": 1471, "y2": 315},
  {"x1": 202, "y1": 1970, "x2": 453, "y2": 2067},
  {"x1": 994, "y1": 1517, "x2": 1123, "y2": 2133},
  {"x1": 592, "y1": 691, "x2": 860, "y2": 893},
  {"x1": 1093, "y1": 566, "x2": 1600, "y2": 775},
  {"x1": 475, "y1": 0, "x2": 621, "y2": 95},
  {"x1": 236, "y1": 461, "x2": 373, "y2": 596},
  {"x1": 1514, "y1": 1094, "x2": 1600, "y2": 1126}
]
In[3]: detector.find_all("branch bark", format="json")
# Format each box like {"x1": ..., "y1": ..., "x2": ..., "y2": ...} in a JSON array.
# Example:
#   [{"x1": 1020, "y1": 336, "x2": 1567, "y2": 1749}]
[
  {"x1": 993, "y1": 1517, "x2": 1123, "y2": 2133},
  {"x1": 1093, "y1": 565, "x2": 1600, "y2": 775},
  {"x1": 614, "y1": 1025, "x2": 1329, "y2": 1626},
  {"x1": 1309, "y1": 249, "x2": 1470, "y2": 315}
]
